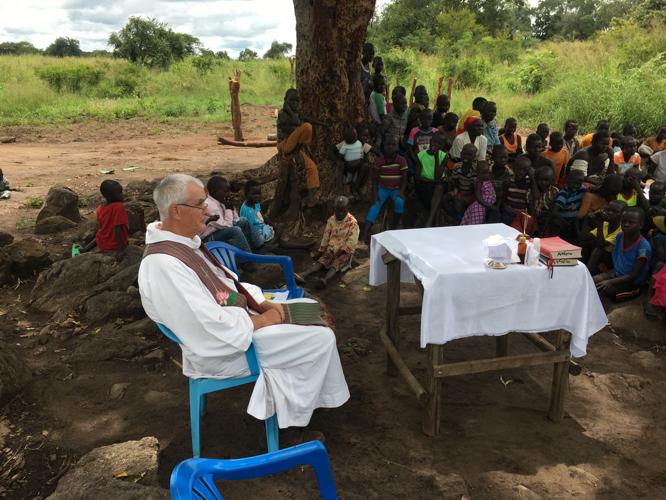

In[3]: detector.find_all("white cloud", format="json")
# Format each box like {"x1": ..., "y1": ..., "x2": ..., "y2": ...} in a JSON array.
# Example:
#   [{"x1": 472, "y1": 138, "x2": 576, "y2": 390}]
[{"x1": 0, "y1": 0, "x2": 298, "y2": 57}]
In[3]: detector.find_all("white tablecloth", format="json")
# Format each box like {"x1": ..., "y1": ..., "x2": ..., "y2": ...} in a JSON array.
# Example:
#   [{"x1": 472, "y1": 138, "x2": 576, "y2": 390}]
[{"x1": 369, "y1": 224, "x2": 608, "y2": 358}]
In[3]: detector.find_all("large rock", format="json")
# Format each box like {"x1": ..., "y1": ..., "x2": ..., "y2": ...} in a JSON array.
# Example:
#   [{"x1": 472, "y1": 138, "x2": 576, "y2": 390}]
[
  {"x1": 125, "y1": 201, "x2": 147, "y2": 234},
  {"x1": 34, "y1": 215, "x2": 78, "y2": 235},
  {"x1": 0, "y1": 238, "x2": 51, "y2": 284},
  {"x1": 0, "y1": 230, "x2": 14, "y2": 247},
  {"x1": 125, "y1": 180, "x2": 158, "y2": 203},
  {"x1": 84, "y1": 290, "x2": 144, "y2": 324},
  {"x1": 30, "y1": 247, "x2": 142, "y2": 316},
  {"x1": 0, "y1": 341, "x2": 31, "y2": 405},
  {"x1": 48, "y1": 436, "x2": 167, "y2": 500},
  {"x1": 36, "y1": 186, "x2": 81, "y2": 223},
  {"x1": 607, "y1": 301, "x2": 666, "y2": 343}
]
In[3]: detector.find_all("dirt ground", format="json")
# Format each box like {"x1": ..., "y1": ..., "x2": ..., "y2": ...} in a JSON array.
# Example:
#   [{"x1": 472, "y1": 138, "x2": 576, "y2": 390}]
[{"x1": 1, "y1": 107, "x2": 666, "y2": 499}]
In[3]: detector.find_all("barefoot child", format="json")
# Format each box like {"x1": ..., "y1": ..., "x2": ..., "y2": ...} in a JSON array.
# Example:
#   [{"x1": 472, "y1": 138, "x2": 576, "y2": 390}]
[
  {"x1": 594, "y1": 207, "x2": 652, "y2": 300},
  {"x1": 239, "y1": 180, "x2": 275, "y2": 250},
  {"x1": 82, "y1": 180, "x2": 128, "y2": 253},
  {"x1": 335, "y1": 124, "x2": 372, "y2": 199},
  {"x1": 296, "y1": 196, "x2": 359, "y2": 289},
  {"x1": 361, "y1": 135, "x2": 407, "y2": 242},
  {"x1": 276, "y1": 88, "x2": 327, "y2": 206}
]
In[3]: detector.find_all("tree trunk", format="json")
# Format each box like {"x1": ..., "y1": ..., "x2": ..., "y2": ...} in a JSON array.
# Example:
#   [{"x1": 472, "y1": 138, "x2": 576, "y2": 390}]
[{"x1": 268, "y1": 0, "x2": 375, "y2": 234}]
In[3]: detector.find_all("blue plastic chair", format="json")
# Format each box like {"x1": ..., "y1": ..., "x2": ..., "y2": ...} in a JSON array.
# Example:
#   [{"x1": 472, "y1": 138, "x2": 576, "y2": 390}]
[
  {"x1": 156, "y1": 323, "x2": 279, "y2": 458},
  {"x1": 204, "y1": 241, "x2": 305, "y2": 299},
  {"x1": 170, "y1": 440, "x2": 337, "y2": 500}
]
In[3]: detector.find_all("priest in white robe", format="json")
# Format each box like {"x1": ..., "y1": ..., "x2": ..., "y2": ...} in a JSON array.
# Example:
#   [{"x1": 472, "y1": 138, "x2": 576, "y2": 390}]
[{"x1": 138, "y1": 174, "x2": 350, "y2": 429}]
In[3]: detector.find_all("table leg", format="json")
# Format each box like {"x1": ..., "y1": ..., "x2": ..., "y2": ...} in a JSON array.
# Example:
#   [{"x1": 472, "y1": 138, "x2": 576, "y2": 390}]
[
  {"x1": 385, "y1": 257, "x2": 401, "y2": 377},
  {"x1": 496, "y1": 335, "x2": 509, "y2": 357},
  {"x1": 548, "y1": 331, "x2": 571, "y2": 421},
  {"x1": 423, "y1": 344, "x2": 444, "y2": 436}
]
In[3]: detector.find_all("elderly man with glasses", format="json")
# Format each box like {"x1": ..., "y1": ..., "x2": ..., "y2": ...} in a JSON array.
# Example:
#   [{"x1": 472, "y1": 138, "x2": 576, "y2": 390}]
[{"x1": 138, "y1": 174, "x2": 349, "y2": 435}]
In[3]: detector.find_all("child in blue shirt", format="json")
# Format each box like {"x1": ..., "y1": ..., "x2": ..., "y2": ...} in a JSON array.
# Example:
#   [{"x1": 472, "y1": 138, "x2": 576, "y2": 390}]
[
  {"x1": 594, "y1": 207, "x2": 652, "y2": 300},
  {"x1": 239, "y1": 180, "x2": 275, "y2": 250}
]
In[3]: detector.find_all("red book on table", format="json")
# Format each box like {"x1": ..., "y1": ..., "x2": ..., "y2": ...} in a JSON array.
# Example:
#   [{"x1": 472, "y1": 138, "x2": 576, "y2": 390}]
[{"x1": 540, "y1": 237, "x2": 582, "y2": 259}]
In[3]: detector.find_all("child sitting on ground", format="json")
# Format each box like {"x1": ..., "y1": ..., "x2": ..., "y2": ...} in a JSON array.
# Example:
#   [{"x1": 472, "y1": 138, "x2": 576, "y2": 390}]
[
  {"x1": 527, "y1": 166, "x2": 559, "y2": 235},
  {"x1": 296, "y1": 196, "x2": 359, "y2": 289},
  {"x1": 83, "y1": 180, "x2": 128, "y2": 253},
  {"x1": 594, "y1": 207, "x2": 652, "y2": 300},
  {"x1": 614, "y1": 136, "x2": 641, "y2": 175},
  {"x1": 361, "y1": 134, "x2": 407, "y2": 242},
  {"x1": 618, "y1": 169, "x2": 649, "y2": 211},
  {"x1": 543, "y1": 131, "x2": 570, "y2": 186},
  {"x1": 334, "y1": 124, "x2": 372, "y2": 199},
  {"x1": 201, "y1": 175, "x2": 253, "y2": 252},
  {"x1": 461, "y1": 161, "x2": 495, "y2": 225},
  {"x1": 582, "y1": 199, "x2": 625, "y2": 274},
  {"x1": 239, "y1": 180, "x2": 275, "y2": 250},
  {"x1": 499, "y1": 118, "x2": 523, "y2": 165},
  {"x1": 551, "y1": 169, "x2": 586, "y2": 241}
]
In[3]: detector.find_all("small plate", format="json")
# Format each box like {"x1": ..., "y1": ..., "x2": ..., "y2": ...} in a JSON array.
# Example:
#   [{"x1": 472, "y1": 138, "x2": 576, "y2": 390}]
[{"x1": 485, "y1": 259, "x2": 507, "y2": 270}]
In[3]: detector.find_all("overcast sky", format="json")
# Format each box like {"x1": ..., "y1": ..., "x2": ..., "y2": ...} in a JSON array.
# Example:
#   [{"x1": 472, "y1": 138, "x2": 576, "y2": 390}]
[{"x1": 0, "y1": 0, "x2": 390, "y2": 57}]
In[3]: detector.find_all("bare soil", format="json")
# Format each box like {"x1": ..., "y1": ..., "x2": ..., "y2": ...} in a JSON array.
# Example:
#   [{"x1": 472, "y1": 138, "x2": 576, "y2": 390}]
[{"x1": 1, "y1": 107, "x2": 666, "y2": 499}]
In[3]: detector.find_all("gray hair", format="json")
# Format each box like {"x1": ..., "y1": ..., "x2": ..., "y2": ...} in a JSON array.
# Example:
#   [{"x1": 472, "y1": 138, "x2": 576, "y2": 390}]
[{"x1": 153, "y1": 174, "x2": 203, "y2": 220}]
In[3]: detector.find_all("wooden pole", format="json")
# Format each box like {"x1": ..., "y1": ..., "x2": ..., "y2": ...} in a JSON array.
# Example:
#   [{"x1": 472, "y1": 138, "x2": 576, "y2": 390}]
[
  {"x1": 435, "y1": 76, "x2": 444, "y2": 98},
  {"x1": 228, "y1": 69, "x2": 243, "y2": 141},
  {"x1": 446, "y1": 77, "x2": 453, "y2": 98},
  {"x1": 423, "y1": 344, "x2": 444, "y2": 436},
  {"x1": 378, "y1": 327, "x2": 428, "y2": 405},
  {"x1": 548, "y1": 331, "x2": 572, "y2": 421},
  {"x1": 384, "y1": 254, "x2": 401, "y2": 377},
  {"x1": 496, "y1": 335, "x2": 508, "y2": 357},
  {"x1": 408, "y1": 78, "x2": 417, "y2": 106}
]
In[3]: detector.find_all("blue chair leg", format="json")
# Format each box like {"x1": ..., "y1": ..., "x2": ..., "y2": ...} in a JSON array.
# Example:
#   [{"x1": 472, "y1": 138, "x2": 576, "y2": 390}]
[
  {"x1": 189, "y1": 384, "x2": 202, "y2": 457},
  {"x1": 200, "y1": 394, "x2": 208, "y2": 417},
  {"x1": 265, "y1": 414, "x2": 279, "y2": 452}
]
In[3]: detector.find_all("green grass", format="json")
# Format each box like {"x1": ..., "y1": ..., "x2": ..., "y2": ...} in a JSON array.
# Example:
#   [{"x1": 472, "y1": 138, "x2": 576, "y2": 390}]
[
  {"x1": 22, "y1": 196, "x2": 44, "y2": 208},
  {"x1": 0, "y1": 20, "x2": 664, "y2": 136}
]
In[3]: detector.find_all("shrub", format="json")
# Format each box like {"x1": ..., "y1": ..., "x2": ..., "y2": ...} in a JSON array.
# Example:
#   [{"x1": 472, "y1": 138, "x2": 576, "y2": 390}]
[
  {"x1": 36, "y1": 65, "x2": 104, "y2": 93},
  {"x1": 510, "y1": 51, "x2": 557, "y2": 94}
]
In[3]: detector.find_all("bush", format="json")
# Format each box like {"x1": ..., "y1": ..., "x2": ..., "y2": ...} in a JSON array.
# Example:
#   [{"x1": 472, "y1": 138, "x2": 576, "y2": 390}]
[
  {"x1": 444, "y1": 55, "x2": 492, "y2": 89},
  {"x1": 36, "y1": 65, "x2": 104, "y2": 93},
  {"x1": 384, "y1": 47, "x2": 414, "y2": 83},
  {"x1": 509, "y1": 51, "x2": 557, "y2": 94},
  {"x1": 191, "y1": 55, "x2": 215, "y2": 75}
]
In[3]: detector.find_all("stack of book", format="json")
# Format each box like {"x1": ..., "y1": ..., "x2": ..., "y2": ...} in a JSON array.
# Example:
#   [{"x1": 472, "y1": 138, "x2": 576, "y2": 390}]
[{"x1": 539, "y1": 237, "x2": 582, "y2": 267}]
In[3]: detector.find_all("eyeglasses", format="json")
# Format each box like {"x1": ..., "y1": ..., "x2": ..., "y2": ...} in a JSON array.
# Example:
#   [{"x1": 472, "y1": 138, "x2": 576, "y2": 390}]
[{"x1": 177, "y1": 202, "x2": 207, "y2": 211}]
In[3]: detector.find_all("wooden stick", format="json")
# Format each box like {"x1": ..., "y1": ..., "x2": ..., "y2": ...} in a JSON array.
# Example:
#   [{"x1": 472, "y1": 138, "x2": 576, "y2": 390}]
[
  {"x1": 423, "y1": 344, "x2": 444, "y2": 436},
  {"x1": 496, "y1": 335, "x2": 508, "y2": 357},
  {"x1": 433, "y1": 350, "x2": 569, "y2": 378},
  {"x1": 228, "y1": 69, "x2": 244, "y2": 141},
  {"x1": 385, "y1": 255, "x2": 402, "y2": 377},
  {"x1": 378, "y1": 326, "x2": 428, "y2": 405},
  {"x1": 548, "y1": 331, "x2": 571, "y2": 421},
  {"x1": 435, "y1": 76, "x2": 444, "y2": 98},
  {"x1": 446, "y1": 77, "x2": 453, "y2": 98},
  {"x1": 408, "y1": 78, "x2": 417, "y2": 106},
  {"x1": 217, "y1": 137, "x2": 277, "y2": 148},
  {"x1": 522, "y1": 332, "x2": 556, "y2": 352}
]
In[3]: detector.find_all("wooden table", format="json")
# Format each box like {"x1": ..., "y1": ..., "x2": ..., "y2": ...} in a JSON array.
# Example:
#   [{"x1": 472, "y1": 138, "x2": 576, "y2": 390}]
[{"x1": 380, "y1": 252, "x2": 573, "y2": 437}]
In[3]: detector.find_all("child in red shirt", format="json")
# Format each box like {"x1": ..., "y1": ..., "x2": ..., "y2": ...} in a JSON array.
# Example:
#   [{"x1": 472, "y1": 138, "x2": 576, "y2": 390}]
[{"x1": 83, "y1": 180, "x2": 128, "y2": 253}]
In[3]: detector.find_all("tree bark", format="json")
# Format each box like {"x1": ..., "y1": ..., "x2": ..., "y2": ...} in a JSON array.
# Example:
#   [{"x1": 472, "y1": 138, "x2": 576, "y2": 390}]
[{"x1": 267, "y1": 0, "x2": 376, "y2": 233}]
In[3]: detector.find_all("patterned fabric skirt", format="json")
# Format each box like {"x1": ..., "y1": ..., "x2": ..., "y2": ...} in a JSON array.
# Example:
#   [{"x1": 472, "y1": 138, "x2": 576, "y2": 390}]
[{"x1": 318, "y1": 250, "x2": 353, "y2": 272}]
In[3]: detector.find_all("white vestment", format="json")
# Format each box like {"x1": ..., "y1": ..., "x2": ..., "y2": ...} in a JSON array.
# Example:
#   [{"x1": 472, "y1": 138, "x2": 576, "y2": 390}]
[{"x1": 138, "y1": 222, "x2": 350, "y2": 428}]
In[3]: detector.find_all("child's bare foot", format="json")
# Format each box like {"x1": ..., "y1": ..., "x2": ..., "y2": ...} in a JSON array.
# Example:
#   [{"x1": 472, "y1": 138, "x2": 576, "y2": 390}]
[{"x1": 294, "y1": 272, "x2": 306, "y2": 285}]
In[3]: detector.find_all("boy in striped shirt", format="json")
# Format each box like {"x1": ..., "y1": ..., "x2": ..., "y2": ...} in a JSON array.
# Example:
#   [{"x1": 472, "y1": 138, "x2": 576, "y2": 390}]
[
  {"x1": 551, "y1": 169, "x2": 586, "y2": 240},
  {"x1": 361, "y1": 134, "x2": 407, "y2": 243}
]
